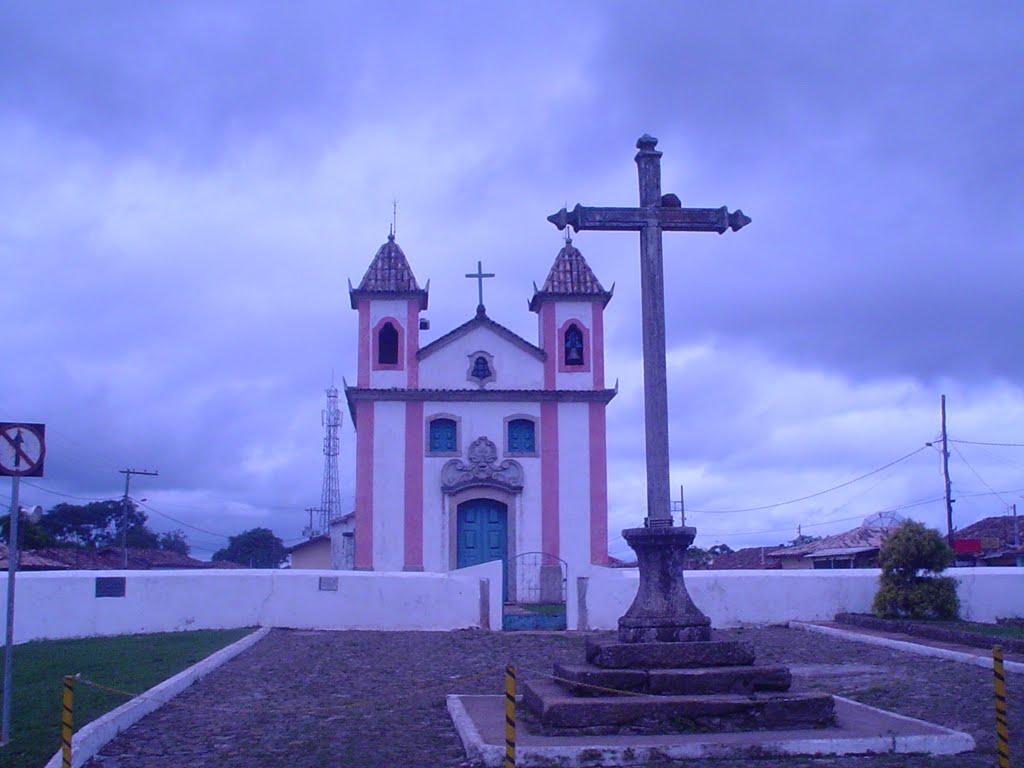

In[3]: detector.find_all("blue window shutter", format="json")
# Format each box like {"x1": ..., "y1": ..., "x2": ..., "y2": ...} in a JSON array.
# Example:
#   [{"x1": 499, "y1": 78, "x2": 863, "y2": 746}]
[
  {"x1": 430, "y1": 418, "x2": 457, "y2": 452},
  {"x1": 508, "y1": 419, "x2": 535, "y2": 453}
]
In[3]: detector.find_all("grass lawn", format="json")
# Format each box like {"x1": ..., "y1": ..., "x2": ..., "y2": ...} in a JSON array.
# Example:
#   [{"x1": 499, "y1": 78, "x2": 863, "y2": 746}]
[
  {"x1": 0, "y1": 628, "x2": 253, "y2": 768},
  {"x1": 933, "y1": 620, "x2": 1024, "y2": 641}
]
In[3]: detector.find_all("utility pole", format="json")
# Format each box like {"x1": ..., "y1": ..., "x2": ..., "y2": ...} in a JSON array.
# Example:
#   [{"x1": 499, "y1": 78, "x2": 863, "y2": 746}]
[
  {"x1": 1012, "y1": 503, "x2": 1019, "y2": 548},
  {"x1": 940, "y1": 395, "x2": 954, "y2": 547},
  {"x1": 119, "y1": 469, "x2": 158, "y2": 568}
]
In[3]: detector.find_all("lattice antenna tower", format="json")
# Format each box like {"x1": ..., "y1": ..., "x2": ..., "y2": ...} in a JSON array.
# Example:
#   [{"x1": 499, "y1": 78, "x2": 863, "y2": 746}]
[{"x1": 318, "y1": 383, "x2": 344, "y2": 536}]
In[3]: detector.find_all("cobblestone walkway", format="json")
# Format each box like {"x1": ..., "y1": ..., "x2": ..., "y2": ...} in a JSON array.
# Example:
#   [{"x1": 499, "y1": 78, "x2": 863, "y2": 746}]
[{"x1": 85, "y1": 626, "x2": 1021, "y2": 768}]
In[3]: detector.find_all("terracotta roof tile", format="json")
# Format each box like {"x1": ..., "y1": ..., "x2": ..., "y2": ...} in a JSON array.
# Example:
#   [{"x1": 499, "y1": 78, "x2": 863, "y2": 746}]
[
  {"x1": 955, "y1": 516, "x2": 1024, "y2": 548},
  {"x1": 356, "y1": 234, "x2": 422, "y2": 293},
  {"x1": 711, "y1": 546, "x2": 781, "y2": 570},
  {"x1": 530, "y1": 240, "x2": 611, "y2": 311},
  {"x1": 767, "y1": 525, "x2": 893, "y2": 559}
]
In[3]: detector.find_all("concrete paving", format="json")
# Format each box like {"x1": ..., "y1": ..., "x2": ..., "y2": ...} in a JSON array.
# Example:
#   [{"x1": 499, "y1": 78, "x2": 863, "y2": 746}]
[
  {"x1": 448, "y1": 693, "x2": 975, "y2": 767},
  {"x1": 792, "y1": 621, "x2": 1024, "y2": 673}
]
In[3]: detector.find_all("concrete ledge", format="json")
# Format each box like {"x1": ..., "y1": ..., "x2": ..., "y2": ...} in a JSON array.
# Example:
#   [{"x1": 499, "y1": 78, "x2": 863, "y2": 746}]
[
  {"x1": 44, "y1": 626, "x2": 270, "y2": 768},
  {"x1": 447, "y1": 694, "x2": 975, "y2": 766},
  {"x1": 791, "y1": 621, "x2": 1024, "y2": 674}
]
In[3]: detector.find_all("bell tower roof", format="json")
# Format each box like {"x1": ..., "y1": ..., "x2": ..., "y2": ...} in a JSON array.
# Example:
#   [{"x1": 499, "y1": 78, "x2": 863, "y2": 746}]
[
  {"x1": 349, "y1": 233, "x2": 429, "y2": 309},
  {"x1": 529, "y1": 237, "x2": 613, "y2": 312}
]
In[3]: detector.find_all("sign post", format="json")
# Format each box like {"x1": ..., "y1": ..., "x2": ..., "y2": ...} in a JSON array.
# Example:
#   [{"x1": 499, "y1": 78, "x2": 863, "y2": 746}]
[{"x1": 0, "y1": 422, "x2": 46, "y2": 745}]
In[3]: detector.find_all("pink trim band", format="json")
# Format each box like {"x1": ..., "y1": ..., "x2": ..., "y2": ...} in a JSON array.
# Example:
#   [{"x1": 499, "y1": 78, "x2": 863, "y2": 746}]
[
  {"x1": 592, "y1": 301, "x2": 604, "y2": 389},
  {"x1": 403, "y1": 401, "x2": 424, "y2": 569},
  {"x1": 354, "y1": 400, "x2": 374, "y2": 569},
  {"x1": 588, "y1": 401, "x2": 608, "y2": 565},
  {"x1": 540, "y1": 401, "x2": 560, "y2": 558},
  {"x1": 542, "y1": 304, "x2": 556, "y2": 389},
  {"x1": 357, "y1": 300, "x2": 370, "y2": 388},
  {"x1": 406, "y1": 300, "x2": 419, "y2": 388},
  {"x1": 557, "y1": 317, "x2": 592, "y2": 373},
  {"x1": 371, "y1": 316, "x2": 405, "y2": 371}
]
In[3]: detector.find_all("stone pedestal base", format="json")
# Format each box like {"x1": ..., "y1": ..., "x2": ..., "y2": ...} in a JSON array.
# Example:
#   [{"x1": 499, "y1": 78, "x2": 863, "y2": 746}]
[{"x1": 618, "y1": 525, "x2": 710, "y2": 643}]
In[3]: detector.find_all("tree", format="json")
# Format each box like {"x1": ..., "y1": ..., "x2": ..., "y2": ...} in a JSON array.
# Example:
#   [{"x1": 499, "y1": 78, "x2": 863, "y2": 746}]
[
  {"x1": 212, "y1": 527, "x2": 287, "y2": 569},
  {"x1": 872, "y1": 520, "x2": 959, "y2": 619},
  {"x1": 158, "y1": 530, "x2": 190, "y2": 555},
  {"x1": 1, "y1": 512, "x2": 55, "y2": 548},
  {"x1": 709, "y1": 544, "x2": 734, "y2": 557},
  {"x1": 38, "y1": 500, "x2": 149, "y2": 549}
]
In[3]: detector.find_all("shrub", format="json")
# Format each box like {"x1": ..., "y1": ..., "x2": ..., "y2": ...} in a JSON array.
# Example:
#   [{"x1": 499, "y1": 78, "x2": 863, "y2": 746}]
[{"x1": 872, "y1": 520, "x2": 959, "y2": 620}]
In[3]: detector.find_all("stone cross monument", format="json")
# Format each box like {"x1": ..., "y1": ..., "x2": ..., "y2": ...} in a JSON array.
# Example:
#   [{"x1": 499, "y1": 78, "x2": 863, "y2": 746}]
[{"x1": 548, "y1": 134, "x2": 750, "y2": 642}]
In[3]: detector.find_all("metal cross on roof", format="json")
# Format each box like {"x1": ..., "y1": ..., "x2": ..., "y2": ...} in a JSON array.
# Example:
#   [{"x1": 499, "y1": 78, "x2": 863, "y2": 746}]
[{"x1": 465, "y1": 260, "x2": 495, "y2": 314}]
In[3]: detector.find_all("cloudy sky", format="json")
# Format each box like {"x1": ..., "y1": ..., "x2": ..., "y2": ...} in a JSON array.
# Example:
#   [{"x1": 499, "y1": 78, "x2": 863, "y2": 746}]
[{"x1": 2, "y1": 2, "x2": 1022, "y2": 560}]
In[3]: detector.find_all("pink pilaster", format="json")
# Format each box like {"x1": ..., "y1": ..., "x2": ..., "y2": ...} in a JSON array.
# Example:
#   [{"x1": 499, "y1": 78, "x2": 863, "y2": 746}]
[
  {"x1": 354, "y1": 400, "x2": 374, "y2": 569},
  {"x1": 403, "y1": 401, "x2": 424, "y2": 570},
  {"x1": 540, "y1": 401, "x2": 560, "y2": 557},
  {"x1": 406, "y1": 301, "x2": 419, "y2": 388},
  {"x1": 592, "y1": 301, "x2": 605, "y2": 389},
  {"x1": 588, "y1": 401, "x2": 609, "y2": 565},
  {"x1": 542, "y1": 303, "x2": 556, "y2": 389},
  {"x1": 357, "y1": 300, "x2": 370, "y2": 387}
]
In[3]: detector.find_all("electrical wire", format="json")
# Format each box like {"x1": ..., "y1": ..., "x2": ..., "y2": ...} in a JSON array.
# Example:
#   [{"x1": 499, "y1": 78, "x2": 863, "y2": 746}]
[
  {"x1": 950, "y1": 445, "x2": 1011, "y2": 505},
  {"x1": 687, "y1": 445, "x2": 930, "y2": 514},
  {"x1": 950, "y1": 439, "x2": 1024, "y2": 448},
  {"x1": 137, "y1": 500, "x2": 233, "y2": 540},
  {"x1": 18, "y1": 480, "x2": 111, "y2": 502}
]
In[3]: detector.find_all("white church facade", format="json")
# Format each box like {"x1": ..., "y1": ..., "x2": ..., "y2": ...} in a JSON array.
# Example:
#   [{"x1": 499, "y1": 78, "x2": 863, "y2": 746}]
[{"x1": 341, "y1": 233, "x2": 615, "y2": 597}]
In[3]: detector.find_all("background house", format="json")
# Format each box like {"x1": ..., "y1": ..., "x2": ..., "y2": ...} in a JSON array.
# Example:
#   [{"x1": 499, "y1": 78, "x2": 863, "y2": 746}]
[{"x1": 953, "y1": 515, "x2": 1024, "y2": 567}]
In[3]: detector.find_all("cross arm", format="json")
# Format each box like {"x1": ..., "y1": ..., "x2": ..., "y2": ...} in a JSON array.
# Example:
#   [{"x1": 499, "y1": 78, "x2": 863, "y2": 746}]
[{"x1": 547, "y1": 203, "x2": 751, "y2": 234}]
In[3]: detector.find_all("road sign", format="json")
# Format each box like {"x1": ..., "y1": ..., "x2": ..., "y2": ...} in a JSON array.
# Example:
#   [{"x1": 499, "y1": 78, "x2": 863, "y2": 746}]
[{"x1": 0, "y1": 423, "x2": 45, "y2": 477}]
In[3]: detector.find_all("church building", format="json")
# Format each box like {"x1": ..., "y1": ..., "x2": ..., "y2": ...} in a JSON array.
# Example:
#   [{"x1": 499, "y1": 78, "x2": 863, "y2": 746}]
[{"x1": 343, "y1": 233, "x2": 615, "y2": 597}]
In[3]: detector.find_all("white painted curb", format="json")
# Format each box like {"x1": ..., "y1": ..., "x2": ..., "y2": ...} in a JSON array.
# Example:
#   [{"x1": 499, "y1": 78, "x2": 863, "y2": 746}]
[
  {"x1": 791, "y1": 621, "x2": 1024, "y2": 674},
  {"x1": 44, "y1": 626, "x2": 271, "y2": 768},
  {"x1": 446, "y1": 694, "x2": 974, "y2": 767}
]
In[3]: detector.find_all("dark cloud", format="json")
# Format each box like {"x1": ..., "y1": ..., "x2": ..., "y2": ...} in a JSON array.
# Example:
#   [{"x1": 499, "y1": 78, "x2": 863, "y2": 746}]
[{"x1": 2, "y1": 2, "x2": 1020, "y2": 550}]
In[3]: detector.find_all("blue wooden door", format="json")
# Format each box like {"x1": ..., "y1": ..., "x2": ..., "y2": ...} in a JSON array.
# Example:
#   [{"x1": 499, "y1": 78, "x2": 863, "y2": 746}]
[{"x1": 457, "y1": 499, "x2": 508, "y2": 598}]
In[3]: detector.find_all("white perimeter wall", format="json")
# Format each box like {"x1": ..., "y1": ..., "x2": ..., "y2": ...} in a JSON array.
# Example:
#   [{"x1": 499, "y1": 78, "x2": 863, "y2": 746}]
[
  {"x1": 581, "y1": 567, "x2": 1024, "y2": 628},
  {"x1": 4, "y1": 562, "x2": 1019, "y2": 644},
  {"x1": 0, "y1": 560, "x2": 503, "y2": 644}
]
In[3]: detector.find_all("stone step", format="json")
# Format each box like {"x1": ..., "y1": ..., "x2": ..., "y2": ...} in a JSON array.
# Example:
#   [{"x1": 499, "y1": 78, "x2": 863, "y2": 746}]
[
  {"x1": 521, "y1": 678, "x2": 835, "y2": 736},
  {"x1": 586, "y1": 638, "x2": 756, "y2": 669},
  {"x1": 552, "y1": 662, "x2": 792, "y2": 696}
]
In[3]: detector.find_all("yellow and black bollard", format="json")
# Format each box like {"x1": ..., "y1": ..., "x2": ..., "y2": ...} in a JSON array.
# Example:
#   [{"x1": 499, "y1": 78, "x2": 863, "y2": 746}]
[
  {"x1": 61, "y1": 675, "x2": 76, "y2": 768},
  {"x1": 504, "y1": 665, "x2": 516, "y2": 768},
  {"x1": 994, "y1": 646, "x2": 1009, "y2": 768}
]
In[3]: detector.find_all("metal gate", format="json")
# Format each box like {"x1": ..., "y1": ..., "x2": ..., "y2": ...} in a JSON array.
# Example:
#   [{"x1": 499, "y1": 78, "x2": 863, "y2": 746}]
[{"x1": 509, "y1": 551, "x2": 566, "y2": 604}]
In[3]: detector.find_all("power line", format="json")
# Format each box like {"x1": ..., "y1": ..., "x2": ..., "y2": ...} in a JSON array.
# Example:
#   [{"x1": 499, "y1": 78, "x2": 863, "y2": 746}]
[
  {"x1": 18, "y1": 481, "x2": 111, "y2": 502},
  {"x1": 137, "y1": 501, "x2": 233, "y2": 540},
  {"x1": 687, "y1": 445, "x2": 930, "y2": 514},
  {"x1": 950, "y1": 444, "x2": 1011, "y2": 505},
  {"x1": 951, "y1": 439, "x2": 1024, "y2": 448}
]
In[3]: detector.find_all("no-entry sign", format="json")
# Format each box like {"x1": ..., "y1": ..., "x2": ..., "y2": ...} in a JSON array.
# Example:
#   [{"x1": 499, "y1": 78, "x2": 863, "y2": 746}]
[{"x1": 0, "y1": 423, "x2": 46, "y2": 477}]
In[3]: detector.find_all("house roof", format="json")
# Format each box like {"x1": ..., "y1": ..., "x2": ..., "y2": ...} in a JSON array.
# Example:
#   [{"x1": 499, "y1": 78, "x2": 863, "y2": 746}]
[
  {"x1": 954, "y1": 516, "x2": 1024, "y2": 548},
  {"x1": 349, "y1": 234, "x2": 429, "y2": 309},
  {"x1": 807, "y1": 546, "x2": 878, "y2": 559},
  {"x1": 417, "y1": 306, "x2": 545, "y2": 362},
  {"x1": 3, "y1": 546, "x2": 246, "y2": 570},
  {"x1": 767, "y1": 525, "x2": 893, "y2": 559},
  {"x1": 287, "y1": 534, "x2": 330, "y2": 554},
  {"x1": 0, "y1": 545, "x2": 71, "y2": 570},
  {"x1": 529, "y1": 239, "x2": 612, "y2": 312},
  {"x1": 710, "y1": 546, "x2": 780, "y2": 570}
]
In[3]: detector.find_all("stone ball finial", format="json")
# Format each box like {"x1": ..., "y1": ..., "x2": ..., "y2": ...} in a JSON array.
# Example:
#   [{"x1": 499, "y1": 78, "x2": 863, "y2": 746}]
[{"x1": 636, "y1": 134, "x2": 659, "y2": 151}]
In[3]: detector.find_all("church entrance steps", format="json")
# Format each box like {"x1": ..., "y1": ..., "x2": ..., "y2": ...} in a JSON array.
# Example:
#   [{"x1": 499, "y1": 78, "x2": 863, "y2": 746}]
[
  {"x1": 502, "y1": 603, "x2": 567, "y2": 631},
  {"x1": 552, "y1": 662, "x2": 792, "y2": 696},
  {"x1": 521, "y1": 678, "x2": 834, "y2": 735},
  {"x1": 447, "y1": 693, "x2": 976, "y2": 766}
]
